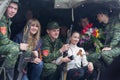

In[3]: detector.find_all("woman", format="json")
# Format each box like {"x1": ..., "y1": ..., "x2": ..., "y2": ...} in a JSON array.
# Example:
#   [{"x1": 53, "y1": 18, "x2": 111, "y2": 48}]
[
  {"x1": 66, "y1": 31, "x2": 94, "y2": 80},
  {"x1": 13, "y1": 18, "x2": 43, "y2": 80}
]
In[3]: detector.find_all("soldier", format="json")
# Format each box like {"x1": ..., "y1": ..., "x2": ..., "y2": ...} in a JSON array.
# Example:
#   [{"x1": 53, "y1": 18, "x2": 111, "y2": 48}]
[
  {"x1": 0, "y1": 0, "x2": 29, "y2": 79},
  {"x1": 42, "y1": 22, "x2": 70, "y2": 80},
  {"x1": 88, "y1": 10, "x2": 120, "y2": 69}
]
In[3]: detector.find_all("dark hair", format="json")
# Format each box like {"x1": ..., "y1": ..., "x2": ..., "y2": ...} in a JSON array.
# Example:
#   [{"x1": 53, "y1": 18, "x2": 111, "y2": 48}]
[
  {"x1": 10, "y1": 1, "x2": 20, "y2": 6},
  {"x1": 71, "y1": 31, "x2": 80, "y2": 37},
  {"x1": 96, "y1": 9, "x2": 109, "y2": 16}
]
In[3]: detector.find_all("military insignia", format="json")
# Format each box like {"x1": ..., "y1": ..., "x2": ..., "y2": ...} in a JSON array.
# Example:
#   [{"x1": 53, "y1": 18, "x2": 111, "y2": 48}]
[
  {"x1": 77, "y1": 50, "x2": 83, "y2": 56},
  {"x1": 42, "y1": 50, "x2": 49, "y2": 56},
  {"x1": 0, "y1": 27, "x2": 7, "y2": 35}
]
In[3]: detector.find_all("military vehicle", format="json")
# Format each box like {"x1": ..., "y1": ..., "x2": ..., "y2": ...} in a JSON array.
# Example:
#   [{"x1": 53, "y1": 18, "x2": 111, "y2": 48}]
[{"x1": 0, "y1": 0, "x2": 120, "y2": 80}]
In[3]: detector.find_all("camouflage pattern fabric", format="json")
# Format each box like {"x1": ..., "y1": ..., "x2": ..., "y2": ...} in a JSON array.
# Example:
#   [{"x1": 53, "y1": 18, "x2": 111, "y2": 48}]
[
  {"x1": 0, "y1": 15, "x2": 20, "y2": 69},
  {"x1": 101, "y1": 17, "x2": 120, "y2": 65},
  {"x1": 42, "y1": 35, "x2": 63, "y2": 77},
  {"x1": 88, "y1": 17, "x2": 120, "y2": 68}
]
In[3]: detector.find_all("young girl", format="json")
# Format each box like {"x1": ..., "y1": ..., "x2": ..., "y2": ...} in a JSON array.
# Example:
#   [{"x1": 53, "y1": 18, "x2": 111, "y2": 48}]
[
  {"x1": 13, "y1": 18, "x2": 43, "y2": 80},
  {"x1": 66, "y1": 31, "x2": 94, "y2": 80}
]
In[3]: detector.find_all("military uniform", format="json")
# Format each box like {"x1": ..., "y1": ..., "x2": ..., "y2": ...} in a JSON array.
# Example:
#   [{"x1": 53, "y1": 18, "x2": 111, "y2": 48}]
[
  {"x1": 88, "y1": 16, "x2": 120, "y2": 68},
  {"x1": 42, "y1": 22, "x2": 63, "y2": 80},
  {"x1": 101, "y1": 17, "x2": 120, "y2": 64},
  {"x1": 0, "y1": 15, "x2": 20, "y2": 69},
  {"x1": 0, "y1": 15, "x2": 20, "y2": 80}
]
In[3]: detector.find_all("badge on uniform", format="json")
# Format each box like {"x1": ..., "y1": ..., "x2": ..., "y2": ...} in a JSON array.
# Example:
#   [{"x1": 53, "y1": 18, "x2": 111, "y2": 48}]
[
  {"x1": 42, "y1": 50, "x2": 49, "y2": 56},
  {"x1": 0, "y1": 27, "x2": 7, "y2": 35}
]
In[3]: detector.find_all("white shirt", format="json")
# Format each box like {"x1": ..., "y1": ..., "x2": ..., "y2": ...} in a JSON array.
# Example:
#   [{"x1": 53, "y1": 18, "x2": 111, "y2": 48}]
[{"x1": 67, "y1": 44, "x2": 88, "y2": 70}]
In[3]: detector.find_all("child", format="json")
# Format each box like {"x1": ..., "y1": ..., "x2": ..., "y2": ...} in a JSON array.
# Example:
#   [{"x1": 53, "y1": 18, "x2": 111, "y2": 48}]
[{"x1": 66, "y1": 31, "x2": 94, "y2": 80}]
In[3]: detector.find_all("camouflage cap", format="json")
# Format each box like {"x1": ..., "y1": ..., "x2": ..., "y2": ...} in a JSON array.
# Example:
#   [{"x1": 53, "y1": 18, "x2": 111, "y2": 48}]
[{"x1": 47, "y1": 22, "x2": 60, "y2": 29}]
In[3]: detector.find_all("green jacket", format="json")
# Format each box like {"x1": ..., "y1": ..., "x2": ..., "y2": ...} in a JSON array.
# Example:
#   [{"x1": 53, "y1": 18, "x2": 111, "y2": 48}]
[
  {"x1": 105, "y1": 17, "x2": 120, "y2": 48},
  {"x1": 87, "y1": 17, "x2": 120, "y2": 67},
  {"x1": 0, "y1": 15, "x2": 20, "y2": 68},
  {"x1": 100, "y1": 17, "x2": 120, "y2": 64},
  {"x1": 42, "y1": 35, "x2": 63, "y2": 77},
  {"x1": 0, "y1": 15, "x2": 18, "y2": 46}
]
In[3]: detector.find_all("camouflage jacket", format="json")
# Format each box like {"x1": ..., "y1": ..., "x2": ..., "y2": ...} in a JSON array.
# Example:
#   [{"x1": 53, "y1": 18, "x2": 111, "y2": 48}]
[
  {"x1": 100, "y1": 17, "x2": 120, "y2": 64},
  {"x1": 104, "y1": 17, "x2": 120, "y2": 48},
  {"x1": 42, "y1": 35, "x2": 63, "y2": 77},
  {"x1": 0, "y1": 15, "x2": 18, "y2": 46},
  {"x1": 0, "y1": 15, "x2": 20, "y2": 68}
]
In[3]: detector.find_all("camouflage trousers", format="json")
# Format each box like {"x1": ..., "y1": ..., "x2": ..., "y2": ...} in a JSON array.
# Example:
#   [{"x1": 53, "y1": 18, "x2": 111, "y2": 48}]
[
  {"x1": 87, "y1": 47, "x2": 120, "y2": 69},
  {"x1": 0, "y1": 43, "x2": 20, "y2": 80}
]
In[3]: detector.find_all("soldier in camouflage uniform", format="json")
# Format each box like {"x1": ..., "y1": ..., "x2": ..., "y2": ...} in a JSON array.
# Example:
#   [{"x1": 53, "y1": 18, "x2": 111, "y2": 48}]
[
  {"x1": 88, "y1": 11, "x2": 120, "y2": 69},
  {"x1": 0, "y1": 0, "x2": 29, "y2": 79},
  {"x1": 42, "y1": 22, "x2": 70, "y2": 80}
]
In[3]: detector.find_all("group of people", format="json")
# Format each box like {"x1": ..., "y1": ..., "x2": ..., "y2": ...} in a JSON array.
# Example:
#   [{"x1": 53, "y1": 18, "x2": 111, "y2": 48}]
[
  {"x1": 0, "y1": 1, "x2": 43, "y2": 80},
  {"x1": 0, "y1": 0, "x2": 120, "y2": 80},
  {"x1": 78, "y1": 10, "x2": 120, "y2": 80}
]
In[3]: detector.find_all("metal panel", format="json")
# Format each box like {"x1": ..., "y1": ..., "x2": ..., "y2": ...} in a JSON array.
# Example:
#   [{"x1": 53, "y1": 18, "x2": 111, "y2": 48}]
[
  {"x1": 54, "y1": 0, "x2": 120, "y2": 8},
  {"x1": 0, "y1": 0, "x2": 11, "y2": 20},
  {"x1": 54, "y1": 0, "x2": 85, "y2": 8}
]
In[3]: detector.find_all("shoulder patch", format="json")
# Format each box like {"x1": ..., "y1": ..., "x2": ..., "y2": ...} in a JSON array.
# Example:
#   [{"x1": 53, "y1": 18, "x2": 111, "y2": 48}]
[
  {"x1": 42, "y1": 50, "x2": 49, "y2": 56},
  {"x1": 0, "y1": 27, "x2": 7, "y2": 35}
]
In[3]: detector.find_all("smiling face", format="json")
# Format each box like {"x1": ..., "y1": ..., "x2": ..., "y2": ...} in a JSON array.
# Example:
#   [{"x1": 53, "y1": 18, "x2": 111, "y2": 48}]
[
  {"x1": 24, "y1": 19, "x2": 41, "y2": 36},
  {"x1": 6, "y1": 2, "x2": 18, "y2": 18},
  {"x1": 30, "y1": 22, "x2": 39, "y2": 35},
  {"x1": 70, "y1": 32, "x2": 80, "y2": 45},
  {"x1": 47, "y1": 28, "x2": 60, "y2": 41}
]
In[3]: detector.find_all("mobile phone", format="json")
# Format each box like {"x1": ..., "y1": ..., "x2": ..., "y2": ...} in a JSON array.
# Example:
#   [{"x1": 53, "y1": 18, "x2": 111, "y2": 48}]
[{"x1": 68, "y1": 55, "x2": 74, "y2": 60}]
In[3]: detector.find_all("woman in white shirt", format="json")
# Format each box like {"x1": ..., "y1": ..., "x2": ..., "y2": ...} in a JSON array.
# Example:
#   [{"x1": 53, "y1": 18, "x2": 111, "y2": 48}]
[{"x1": 66, "y1": 31, "x2": 94, "y2": 80}]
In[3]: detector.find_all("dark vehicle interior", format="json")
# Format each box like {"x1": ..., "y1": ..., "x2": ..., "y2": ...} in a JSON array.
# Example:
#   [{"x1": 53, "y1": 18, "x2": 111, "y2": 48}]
[{"x1": 0, "y1": 0, "x2": 120, "y2": 80}]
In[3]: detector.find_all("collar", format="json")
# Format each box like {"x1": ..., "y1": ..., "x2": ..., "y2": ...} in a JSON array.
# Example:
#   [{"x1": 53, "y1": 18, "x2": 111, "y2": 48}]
[
  {"x1": 70, "y1": 44, "x2": 77, "y2": 48},
  {"x1": 1, "y1": 15, "x2": 12, "y2": 25}
]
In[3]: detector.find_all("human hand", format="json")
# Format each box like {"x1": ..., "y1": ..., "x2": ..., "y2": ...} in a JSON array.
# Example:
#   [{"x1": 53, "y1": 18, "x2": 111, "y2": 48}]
[
  {"x1": 59, "y1": 44, "x2": 69, "y2": 53},
  {"x1": 88, "y1": 62, "x2": 94, "y2": 73},
  {"x1": 32, "y1": 51, "x2": 38, "y2": 58},
  {"x1": 22, "y1": 69, "x2": 27, "y2": 74},
  {"x1": 32, "y1": 57, "x2": 41, "y2": 64},
  {"x1": 102, "y1": 47, "x2": 111, "y2": 52},
  {"x1": 20, "y1": 43, "x2": 28, "y2": 51}
]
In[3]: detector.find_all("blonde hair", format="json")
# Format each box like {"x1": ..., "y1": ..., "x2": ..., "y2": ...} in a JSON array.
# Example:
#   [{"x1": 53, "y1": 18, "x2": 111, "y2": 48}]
[{"x1": 23, "y1": 18, "x2": 41, "y2": 50}]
